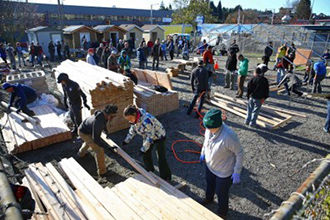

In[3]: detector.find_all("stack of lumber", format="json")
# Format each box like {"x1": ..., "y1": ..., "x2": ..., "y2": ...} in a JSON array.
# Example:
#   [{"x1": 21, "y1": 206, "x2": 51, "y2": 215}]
[
  {"x1": 131, "y1": 68, "x2": 179, "y2": 116},
  {"x1": 208, "y1": 93, "x2": 307, "y2": 129},
  {"x1": 166, "y1": 67, "x2": 179, "y2": 77},
  {"x1": 6, "y1": 70, "x2": 49, "y2": 95},
  {"x1": 174, "y1": 59, "x2": 198, "y2": 73},
  {"x1": 54, "y1": 60, "x2": 134, "y2": 133},
  {"x1": 0, "y1": 105, "x2": 71, "y2": 154},
  {"x1": 23, "y1": 157, "x2": 222, "y2": 220},
  {"x1": 0, "y1": 57, "x2": 10, "y2": 77}
]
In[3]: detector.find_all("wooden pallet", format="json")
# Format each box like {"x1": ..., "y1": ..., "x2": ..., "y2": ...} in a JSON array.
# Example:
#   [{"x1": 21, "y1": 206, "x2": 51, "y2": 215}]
[
  {"x1": 23, "y1": 157, "x2": 222, "y2": 220},
  {"x1": 1, "y1": 105, "x2": 71, "y2": 154},
  {"x1": 208, "y1": 93, "x2": 306, "y2": 129}
]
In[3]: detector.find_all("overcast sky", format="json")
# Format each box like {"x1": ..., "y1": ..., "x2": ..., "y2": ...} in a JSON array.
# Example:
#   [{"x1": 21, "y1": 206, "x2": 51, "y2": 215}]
[{"x1": 27, "y1": 0, "x2": 329, "y2": 15}]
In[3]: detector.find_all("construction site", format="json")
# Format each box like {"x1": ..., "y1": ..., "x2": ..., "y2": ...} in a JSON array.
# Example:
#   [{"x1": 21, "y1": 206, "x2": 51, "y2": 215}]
[{"x1": 0, "y1": 22, "x2": 330, "y2": 220}]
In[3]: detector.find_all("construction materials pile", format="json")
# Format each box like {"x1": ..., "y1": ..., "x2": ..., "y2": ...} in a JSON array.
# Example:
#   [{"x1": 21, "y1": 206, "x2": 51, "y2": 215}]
[
  {"x1": 6, "y1": 70, "x2": 49, "y2": 95},
  {"x1": 0, "y1": 58, "x2": 10, "y2": 80},
  {"x1": 54, "y1": 60, "x2": 134, "y2": 133},
  {"x1": 208, "y1": 93, "x2": 307, "y2": 129},
  {"x1": 23, "y1": 157, "x2": 222, "y2": 220},
  {"x1": 0, "y1": 104, "x2": 71, "y2": 154},
  {"x1": 131, "y1": 68, "x2": 179, "y2": 116}
]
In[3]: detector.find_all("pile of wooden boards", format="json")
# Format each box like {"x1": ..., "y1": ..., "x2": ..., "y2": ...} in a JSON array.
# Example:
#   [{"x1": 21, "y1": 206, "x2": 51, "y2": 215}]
[
  {"x1": 23, "y1": 157, "x2": 222, "y2": 220},
  {"x1": 0, "y1": 105, "x2": 71, "y2": 154},
  {"x1": 208, "y1": 93, "x2": 307, "y2": 129},
  {"x1": 6, "y1": 70, "x2": 49, "y2": 95},
  {"x1": 131, "y1": 68, "x2": 179, "y2": 116},
  {"x1": 54, "y1": 60, "x2": 134, "y2": 133}
]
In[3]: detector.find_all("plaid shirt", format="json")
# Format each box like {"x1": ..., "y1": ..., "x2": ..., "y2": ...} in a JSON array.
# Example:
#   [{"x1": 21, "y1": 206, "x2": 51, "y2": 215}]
[{"x1": 124, "y1": 108, "x2": 166, "y2": 152}]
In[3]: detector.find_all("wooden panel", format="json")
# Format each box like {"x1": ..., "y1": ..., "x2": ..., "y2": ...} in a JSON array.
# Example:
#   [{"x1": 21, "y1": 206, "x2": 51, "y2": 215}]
[
  {"x1": 132, "y1": 68, "x2": 147, "y2": 82},
  {"x1": 143, "y1": 70, "x2": 159, "y2": 85},
  {"x1": 294, "y1": 49, "x2": 312, "y2": 66},
  {"x1": 155, "y1": 72, "x2": 173, "y2": 90}
]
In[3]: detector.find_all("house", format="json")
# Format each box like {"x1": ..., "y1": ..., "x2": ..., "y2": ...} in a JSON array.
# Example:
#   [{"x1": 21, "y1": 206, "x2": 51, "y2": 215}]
[
  {"x1": 93, "y1": 25, "x2": 126, "y2": 46},
  {"x1": 63, "y1": 25, "x2": 100, "y2": 50},
  {"x1": 119, "y1": 24, "x2": 144, "y2": 48},
  {"x1": 142, "y1": 25, "x2": 165, "y2": 43},
  {"x1": 26, "y1": 26, "x2": 63, "y2": 57}
]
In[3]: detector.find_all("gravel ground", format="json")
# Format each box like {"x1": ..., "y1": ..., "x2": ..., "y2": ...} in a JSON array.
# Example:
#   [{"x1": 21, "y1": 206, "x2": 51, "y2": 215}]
[{"x1": 1, "y1": 54, "x2": 330, "y2": 220}]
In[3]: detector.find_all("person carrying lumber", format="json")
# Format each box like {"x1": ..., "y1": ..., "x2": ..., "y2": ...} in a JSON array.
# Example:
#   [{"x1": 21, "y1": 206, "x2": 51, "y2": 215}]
[
  {"x1": 236, "y1": 54, "x2": 249, "y2": 98},
  {"x1": 118, "y1": 50, "x2": 138, "y2": 84},
  {"x1": 122, "y1": 105, "x2": 172, "y2": 181},
  {"x1": 199, "y1": 108, "x2": 244, "y2": 219},
  {"x1": 313, "y1": 60, "x2": 327, "y2": 93},
  {"x1": 78, "y1": 104, "x2": 118, "y2": 176},
  {"x1": 187, "y1": 60, "x2": 209, "y2": 118},
  {"x1": 2, "y1": 82, "x2": 37, "y2": 116},
  {"x1": 203, "y1": 45, "x2": 214, "y2": 92},
  {"x1": 273, "y1": 43, "x2": 287, "y2": 70},
  {"x1": 86, "y1": 48, "x2": 96, "y2": 66},
  {"x1": 245, "y1": 67, "x2": 269, "y2": 128},
  {"x1": 277, "y1": 72, "x2": 303, "y2": 97},
  {"x1": 57, "y1": 73, "x2": 90, "y2": 134}
]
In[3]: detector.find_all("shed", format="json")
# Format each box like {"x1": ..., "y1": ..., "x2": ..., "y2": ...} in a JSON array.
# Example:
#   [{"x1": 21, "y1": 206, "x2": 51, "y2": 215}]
[
  {"x1": 63, "y1": 25, "x2": 100, "y2": 50},
  {"x1": 119, "y1": 24, "x2": 144, "y2": 49},
  {"x1": 93, "y1": 25, "x2": 126, "y2": 46},
  {"x1": 26, "y1": 26, "x2": 63, "y2": 57},
  {"x1": 142, "y1": 25, "x2": 165, "y2": 43}
]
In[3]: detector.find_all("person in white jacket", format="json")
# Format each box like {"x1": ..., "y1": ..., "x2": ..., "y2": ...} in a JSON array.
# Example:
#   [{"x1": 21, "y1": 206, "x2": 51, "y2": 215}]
[{"x1": 200, "y1": 108, "x2": 244, "y2": 218}]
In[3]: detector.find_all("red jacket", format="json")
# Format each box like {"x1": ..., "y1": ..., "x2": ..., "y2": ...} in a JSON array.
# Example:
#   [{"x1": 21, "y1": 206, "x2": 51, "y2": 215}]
[{"x1": 203, "y1": 51, "x2": 214, "y2": 64}]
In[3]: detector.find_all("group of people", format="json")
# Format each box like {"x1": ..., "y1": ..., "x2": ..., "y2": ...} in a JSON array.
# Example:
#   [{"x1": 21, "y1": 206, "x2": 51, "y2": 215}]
[
  {"x1": 48, "y1": 40, "x2": 70, "y2": 62},
  {"x1": 0, "y1": 42, "x2": 28, "y2": 69}
]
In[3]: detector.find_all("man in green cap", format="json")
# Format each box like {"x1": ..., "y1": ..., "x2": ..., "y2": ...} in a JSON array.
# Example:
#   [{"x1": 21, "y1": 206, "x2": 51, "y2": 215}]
[{"x1": 200, "y1": 108, "x2": 244, "y2": 218}]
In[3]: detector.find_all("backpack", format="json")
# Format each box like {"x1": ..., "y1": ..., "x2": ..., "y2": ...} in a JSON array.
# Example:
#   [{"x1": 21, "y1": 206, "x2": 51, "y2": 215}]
[{"x1": 10, "y1": 183, "x2": 35, "y2": 220}]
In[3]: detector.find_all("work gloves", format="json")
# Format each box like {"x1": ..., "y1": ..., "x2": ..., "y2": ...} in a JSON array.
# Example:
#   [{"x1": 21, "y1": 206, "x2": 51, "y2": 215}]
[
  {"x1": 199, "y1": 154, "x2": 205, "y2": 164},
  {"x1": 84, "y1": 102, "x2": 90, "y2": 110},
  {"x1": 231, "y1": 173, "x2": 241, "y2": 184}
]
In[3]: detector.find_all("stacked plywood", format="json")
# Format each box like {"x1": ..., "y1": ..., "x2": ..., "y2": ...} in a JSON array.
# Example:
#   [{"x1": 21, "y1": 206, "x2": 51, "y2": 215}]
[
  {"x1": 54, "y1": 60, "x2": 134, "y2": 133},
  {"x1": 131, "y1": 68, "x2": 179, "y2": 116},
  {"x1": 0, "y1": 105, "x2": 71, "y2": 154},
  {"x1": 208, "y1": 93, "x2": 307, "y2": 129},
  {"x1": 6, "y1": 70, "x2": 49, "y2": 95},
  {"x1": 23, "y1": 157, "x2": 222, "y2": 220}
]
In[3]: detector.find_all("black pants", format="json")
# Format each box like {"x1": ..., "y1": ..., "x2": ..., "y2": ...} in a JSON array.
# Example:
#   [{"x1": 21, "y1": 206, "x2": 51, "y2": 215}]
[
  {"x1": 313, "y1": 74, "x2": 325, "y2": 93},
  {"x1": 126, "y1": 70, "x2": 138, "y2": 84},
  {"x1": 169, "y1": 51, "x2": 174, "y2": 60},
  {"x1": 187, "y1": 92, "x2": 206, "y2": 116},
  {"x1": 50, "y1": 52, "x2": 55, "y2": 62},
  {"x1": 284, "y1": 83, "x2": 303, "y2": 96},
  {"x1": 263, "y1": 56, "x2": 270, "y2": 66},
  {"x1": 142, "y1": 137, "x2": 172, "y2": 180},
  {"x1": 15, "y1": 93, "x2": 38, "y2": 116},
  {"x1": 152, "y1": 56, "x2": 159, "y2": 70},
  {"x1": 69, "y1": 103, "x2": 82, "y2": 130}
]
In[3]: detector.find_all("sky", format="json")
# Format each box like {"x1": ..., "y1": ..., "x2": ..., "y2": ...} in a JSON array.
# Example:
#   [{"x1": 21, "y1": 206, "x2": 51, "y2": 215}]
[{"x1": 27, "y1": 0, "x2": 329, "y2": 15}]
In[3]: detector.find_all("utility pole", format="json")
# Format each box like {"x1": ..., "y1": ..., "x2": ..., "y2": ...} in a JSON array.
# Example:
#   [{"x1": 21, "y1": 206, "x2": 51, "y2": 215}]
[
  {"x1": 150, "y1": 3, "x2": 159, "y2": 24},
  {"x1": 57, "y1": 0, "x2": 63, "y2": 29}
]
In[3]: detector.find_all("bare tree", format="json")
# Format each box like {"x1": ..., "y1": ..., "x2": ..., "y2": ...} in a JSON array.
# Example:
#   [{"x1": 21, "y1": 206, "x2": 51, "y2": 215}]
[{"x1": 0, "y1": 0, "x2": 41, "y2": 43}]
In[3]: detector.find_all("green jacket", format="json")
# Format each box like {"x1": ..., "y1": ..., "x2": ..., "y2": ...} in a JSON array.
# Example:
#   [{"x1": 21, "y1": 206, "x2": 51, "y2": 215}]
[{"x1": 238, "y1": 58, "x2": 249, "y2": 76}]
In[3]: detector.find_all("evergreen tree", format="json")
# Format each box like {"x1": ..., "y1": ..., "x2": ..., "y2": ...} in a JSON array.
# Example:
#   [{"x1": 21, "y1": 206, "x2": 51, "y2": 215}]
[
  {"x1": 169, "y1": 4, "x2": 172, "y2": 10},
  {"x1": 217, "y1": 0, "x2": 223, "y2": 22},
  {"x1": 210, "y1": 1, "x2": 218, "y2": 17},
  {"x1": 295, "y1": 0, "x2": 311, "y2": 19},
  {"x1": 160, "y1": 1, "x2": 166, "y2": 10}
]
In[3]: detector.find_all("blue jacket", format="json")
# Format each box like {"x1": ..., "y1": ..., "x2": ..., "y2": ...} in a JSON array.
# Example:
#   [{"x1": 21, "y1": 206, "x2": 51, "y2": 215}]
[
  {"x1": 136, "y1": 48, "x2": 146, "y2": 62},
  {"x1": 9, "y1": 84, "x2": 37, "y2": 111},
  {"x1": 314, "y1": 61, "x2": 326, "y2": 76}
]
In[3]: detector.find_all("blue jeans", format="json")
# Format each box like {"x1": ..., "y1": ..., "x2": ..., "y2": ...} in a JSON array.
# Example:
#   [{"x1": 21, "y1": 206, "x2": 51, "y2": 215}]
[
  {"x1": 313, "y1": 74, "x2": 326, "y2": 93},
  {"x1": 187, "y1": 92, "x2": 206, "y2": 115},
  {"x1": 325, "y1": 100, "x2": 330, "y2": 132},
  {"x1": 277, "y1": 68, "x2": 285, "y2": 84},
  {"x1": 274, "y1": 57, "x2": 281, "y2": 69},
  {"x1": 205, "y1": 165, "x2": 232, "y2": 216},
  {"x1": 245, "y1": 98, "x2": 262, "y2": 126}
]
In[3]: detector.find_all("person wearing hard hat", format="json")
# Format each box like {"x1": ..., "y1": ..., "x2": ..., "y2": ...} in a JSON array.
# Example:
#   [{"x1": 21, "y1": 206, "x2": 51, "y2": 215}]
[
  {"x1": 57, "y1": 73, "x2": 90, "y2": 134},
  {"x1": 199, "y1": 108, "x2": 244, "y2": 219},
  {"x1": 2, "y1": 82, "x2": 37, "y2": 116}
]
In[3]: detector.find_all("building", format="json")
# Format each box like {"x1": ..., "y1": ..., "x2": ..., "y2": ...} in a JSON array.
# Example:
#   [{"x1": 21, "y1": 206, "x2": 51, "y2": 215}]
[
  {"x1": 119, "y1": 24, "x2": 144, "y2": 48},
  {"x1": 93, "y1": 25, "x2": 126, "y2": 46},
  {"x1": 26, "y1": 3, "x2": 173, "y2": 26},
  {"x1": 142, "y1": 25, "x2": 165, "y2": 43},
  {"x1": 63, "y1": 25, "x2": 100, "y2": 50}
]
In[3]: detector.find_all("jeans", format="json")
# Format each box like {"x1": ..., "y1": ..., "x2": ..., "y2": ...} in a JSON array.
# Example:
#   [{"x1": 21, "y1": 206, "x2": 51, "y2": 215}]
[
  {"x1": 187, "y1": 92, "x2": 206, "y2": 116},
  {"x1": 152, "y1": 56, "x2": 159, "y2": 70},
  {"x1": 277, "y1": 68, "x2": 285, "y2": 84},
  {"x1": 313, "y1": 74, "x2": 326, "y2": 93},
  {"x1": 69, "y1": 103, "x2": 82, "y2": 131},
  {"x1": 324, "y1": 100, "x2": 330, "y2": 132},
  {"x1": 225, "y1": 70, "x2": 236, "y2": 89},
  {"x1": 142, "y1": 137, "x2": 172, "y2": 180},
  {"x1": 237, "y1": 75, "x2": 246, "y2": 97},
  {"x1": 37, "y1": 55, "x2": 42, "y2": 65},
  {"x1": 162, "y1": 51, "x2": 167, "y2": 60},
  {"x1": 17, "y1": 53, "x2": 25, "y2": 66},
  {"x1": 208, "y1": 76, "x2": 214, "y2": 91},
  {"x1": 274, "y1": 57, "x2": 281, "y2": 69},
  {"x1": 205, "y1": 165, "x2": 232, "y2": 216},
  {"x1": 9, "y1": 56, "x2": 16, "y2": 69},
  {"x1": 14, "y1": 93, "x2": 38, "y2": 116},
  {"x1": 139, "y1": 61, "x2": 145, "y2": 69},
  {"x1": 245, "y1": 98, "x2": 262, "y2": 126}
]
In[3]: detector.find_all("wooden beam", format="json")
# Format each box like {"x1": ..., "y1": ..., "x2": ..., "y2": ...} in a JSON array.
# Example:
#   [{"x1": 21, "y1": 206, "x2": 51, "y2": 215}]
[
  {"x1": 1, "y1": 101, "x2": 39, "y2": 124},
  {"x1": 272, "y1": 116, "x2": 293, "y2": 130},
  {"x1": 101, "y1": 133, "x2": 160, "y2": 186}
]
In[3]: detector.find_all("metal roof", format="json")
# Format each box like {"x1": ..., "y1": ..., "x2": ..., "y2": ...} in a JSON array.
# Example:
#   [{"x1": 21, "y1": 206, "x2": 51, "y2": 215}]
[
  {"x1": 27, "y1": 26, "x2": 48, "y2": 32},
  {"x1": 142, "y1": 25, "x2": 165, "y2": 32},
  {"x1": 63, "y1": 25, "x2": 99, "y2": 34},
  {"x1": 119, "y1": 24, "x2": 144, "y2": 32},
  {"x1": 93, "y1": 25, "x2": 114, "y2": 32},
  {"x1": 33, "y1": 3, "x2": 172, "y2": 17}
]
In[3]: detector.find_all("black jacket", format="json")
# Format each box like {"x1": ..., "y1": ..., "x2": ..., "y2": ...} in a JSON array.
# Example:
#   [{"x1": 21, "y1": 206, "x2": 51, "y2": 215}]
[
  {"x1": 62, "y1": 79, "x2": 87, "y2": 106},
  {"x1": 229, "y1": 43, "x2": 239, "y2": 55},
  {"x1": 247, "y1": 76, "x2": 269, "y2": 100},
  {"x1": 191, "y1": 66, "x2": 209, "y2": 93},
  {"x1": 226, "y1": 55, "x2": 237, "y2": 71},
  {"x1": 151, "y1": 44, "x2": 161, "y2": 57},
  {"x1": 79, "y1": 111, "x2": 109, "y2": 149},
  {"x1": 264, "y1": 46, "x2": 273, "y2": 57}
]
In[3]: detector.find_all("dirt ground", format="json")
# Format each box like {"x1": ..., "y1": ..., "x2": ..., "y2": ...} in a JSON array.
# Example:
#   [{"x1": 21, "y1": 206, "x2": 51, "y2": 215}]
[{"x1": 1, "y1": 53, "x2": 330, "y2": 220}]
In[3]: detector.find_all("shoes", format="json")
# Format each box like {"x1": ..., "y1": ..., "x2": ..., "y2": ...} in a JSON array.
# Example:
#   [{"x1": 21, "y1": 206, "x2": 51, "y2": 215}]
[
  {"x1": 244, "y1": 121, "x2": 249, "y2": 125},
  {"x1": 249, "y1": 124, "x2": 261, "y2": 129},
  {"x1": 236, "y1": 95, "x2": 242, "y2": 98},
  {"x1": 224, "y1": 86, "x2": 229, "y2": 88},
  {"x1": 199, "y1": 198, "x2": 214, "y2": 205},
  {"x1": 323, "y1": 127, "x2": 329, "y2": 133},
  {"x1": 230, "y1": 87, "x2": 235, "y2": 90},
  {"x1": 71, "y1": 128, "x2": 78, "y2": 135}
]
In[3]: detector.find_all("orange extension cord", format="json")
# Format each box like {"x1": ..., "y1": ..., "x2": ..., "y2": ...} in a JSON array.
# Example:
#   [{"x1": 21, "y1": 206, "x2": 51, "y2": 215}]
[{"x1": 171, "y1": 92, "x2": 226, "y2": 164}]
